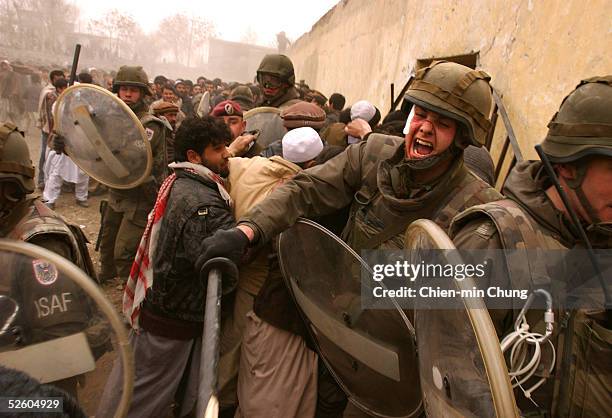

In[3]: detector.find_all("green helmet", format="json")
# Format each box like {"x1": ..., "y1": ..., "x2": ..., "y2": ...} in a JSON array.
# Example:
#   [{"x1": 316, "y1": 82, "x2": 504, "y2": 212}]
[
  {"x1": 256, "y1": 54, "x2": 295, "y2": 85},
  {"x1": 404, "y1": 61, "x2": 493, "y2": 147},
  {"x1": 541, "y1": 76, "x2": 612, "y2": 163},
  {"x1": 0, "y1": 123, "x2": 35, "y2": 194},
  {"x1": 112, "y1": 65, "x2": 151, "y2": 95}
]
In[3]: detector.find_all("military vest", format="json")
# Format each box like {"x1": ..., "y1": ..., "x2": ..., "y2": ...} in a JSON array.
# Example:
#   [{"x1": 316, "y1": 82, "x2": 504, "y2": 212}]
[
  {"x1": 450, "y1": 199, "x2": 612, "y2": 417},
  {"x1": 4, "y1": 198, "x2": 93, "y2": 343},
  {"x1": 343, "y1": 134, "x2": 502, "y2": 250}
]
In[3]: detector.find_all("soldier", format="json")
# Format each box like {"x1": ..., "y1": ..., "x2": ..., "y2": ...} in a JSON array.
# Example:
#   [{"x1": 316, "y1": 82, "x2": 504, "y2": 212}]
[
  {"x1": 0, "y1": 122, "x2": 105, "y2": 398},
  {"x1": 450, "y1": 76, "x2": 612, "y2": 417},
  {"x1": 198, "y1": 61, "x2": 503, "y2": 416},
  {"x1": 98, "y1": 66, "x2": 168, "y2": 283},
  {"x1": 256, "y1": 54, "x2": 302, "y2": 110}
]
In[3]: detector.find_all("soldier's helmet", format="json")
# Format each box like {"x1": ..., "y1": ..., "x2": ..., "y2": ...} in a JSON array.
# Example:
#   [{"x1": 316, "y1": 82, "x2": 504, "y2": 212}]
[
  {"x1": 0, "y1": 123, "x2": 35, "y2": 194},
  {"x1": 541, "y1": 76, "x2": 612, "y2": 163},
  {"x1": 256, "y1": 54, "x2": 296, "y2": 85},
  {"x1": 112, "y1": 65, "x2": 152, "y2": 95},
  {"x1": 404, "y1": 61, "x2": 493, "y2": 147}
]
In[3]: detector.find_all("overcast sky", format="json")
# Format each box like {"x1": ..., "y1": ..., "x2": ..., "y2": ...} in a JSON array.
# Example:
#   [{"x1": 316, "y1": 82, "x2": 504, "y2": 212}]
[{"x1": 76, "y1": 0, "x2": 339, "y2": 47}]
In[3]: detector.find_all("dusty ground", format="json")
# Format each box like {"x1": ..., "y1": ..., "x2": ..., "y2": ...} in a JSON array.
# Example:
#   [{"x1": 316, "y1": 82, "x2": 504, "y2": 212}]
[{"x1": 25, "y1": 127, "x2": 126, "y2": 415}]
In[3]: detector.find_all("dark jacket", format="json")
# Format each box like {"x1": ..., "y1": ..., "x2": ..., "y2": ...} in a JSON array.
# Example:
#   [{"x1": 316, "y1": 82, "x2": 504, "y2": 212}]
[{"x1": 144, "y1": 169, "x2": 235, "y2": 325}]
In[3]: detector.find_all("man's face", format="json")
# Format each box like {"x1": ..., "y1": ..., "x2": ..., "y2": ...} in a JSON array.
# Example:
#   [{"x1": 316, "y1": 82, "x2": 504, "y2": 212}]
[
  {"x1": 192, "y1": 85, "x2": 202, "y2": 95},
  {"x1": 165, "y1": 112, "x2": 178, "y2": 129},
  {"x1": 222, "y1": 116, "x2": 246, "y2": 140},
  {"x1": 176, "y1": 83, "x2": 188, "y2": 96},
  {"x1": 188, "y1": 143, "x2": 230, "y2": 177},
  {"x1": 51, "y1": 74, "x2": 65, "y2": 84},
  {"x1": 154, "y1": 83, "x2": 164, "y2": 95},
  {"x1": 205, "y1": 82, "x2": 214, "y2": 93},
  {"x1": 404, "y1": 105, "x2": 457, "y2": 160},
  {"x1": 564, "y1": 156, "x2": 612, "y2": 223},
  {"x1": 0, "y1": 180, "x2": 24, "y2": 218},
  {"x1": 162, "y1": 88, "x2": 176, "y2": 103},
  {"x1": 118, "y1": 86, "x2": 142, "y2": 105},
  {"x1": 259, "y1": 73, "x2": 285, "y2": 99}
]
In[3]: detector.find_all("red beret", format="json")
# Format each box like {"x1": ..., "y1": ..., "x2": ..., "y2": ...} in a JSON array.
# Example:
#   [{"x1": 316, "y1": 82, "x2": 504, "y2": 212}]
[{"x1": 211, "y1": 100, "x2": 243, "y2": 117}]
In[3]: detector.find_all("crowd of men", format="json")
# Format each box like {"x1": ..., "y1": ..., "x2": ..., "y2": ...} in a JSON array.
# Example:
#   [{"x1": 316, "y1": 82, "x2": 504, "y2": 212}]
[{"x1": 0, "y1": 50, "x2": 610, "y2": 418}]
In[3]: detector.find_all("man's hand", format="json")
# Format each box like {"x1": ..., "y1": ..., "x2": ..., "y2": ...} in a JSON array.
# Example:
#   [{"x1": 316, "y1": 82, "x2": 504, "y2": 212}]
[
  {"x1": 228, "y1": 133, "x2": 257, "y2": 157},
  {"x1": 51, "y1": 133, "x2": 66, "y2": 154},
  {"x1": 345, "y1": 118, "x2": 372, "y2": 139},
  {"x1": 198, "y1": 227, "x2": 252, "y2": 268}
]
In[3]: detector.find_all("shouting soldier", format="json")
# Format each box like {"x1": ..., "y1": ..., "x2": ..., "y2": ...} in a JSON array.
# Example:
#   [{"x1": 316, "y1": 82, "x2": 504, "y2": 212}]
[{"x1": 197, "y1": 61, "x2": 503, "y2": 417}]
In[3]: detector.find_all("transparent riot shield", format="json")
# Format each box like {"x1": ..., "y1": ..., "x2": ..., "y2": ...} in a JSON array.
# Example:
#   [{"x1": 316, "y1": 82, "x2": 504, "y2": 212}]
[
  {"x1": 0, "y1": 239, "x2": 133, "y2": 418},
  {"x1": 403, "y1": 219, "x2": 518, "y2": 418},
  {"x1": 54, "y1": 84, "x2": 152, "y2": 189},
  {"x1": 243, "y1": 106, "x2": 286, "y2": 149},
  {"x1": 277, "y1": 219, "x2": 422, "y2": 418}
]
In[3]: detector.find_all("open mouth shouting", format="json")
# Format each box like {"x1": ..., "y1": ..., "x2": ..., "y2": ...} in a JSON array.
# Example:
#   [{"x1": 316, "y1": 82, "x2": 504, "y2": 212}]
[{"x1": 412, "y1": 138, "x2": 434, "y2": 157}]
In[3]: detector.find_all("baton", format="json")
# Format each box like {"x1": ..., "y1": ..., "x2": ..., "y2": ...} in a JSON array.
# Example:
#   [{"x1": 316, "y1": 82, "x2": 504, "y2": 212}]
[
  {"x1": 68, "y1": 44, "x2": 81, "y2": 86},
  {"x1": 196, "y1": 257, "x2": 238, "y2": 418},
  {"x1": 95, "y1": 200, "x2": 108, "y2": 252}
]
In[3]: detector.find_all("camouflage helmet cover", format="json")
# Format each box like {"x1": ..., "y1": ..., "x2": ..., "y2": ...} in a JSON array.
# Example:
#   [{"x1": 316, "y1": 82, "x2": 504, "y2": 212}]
[
  {"x1": 541, "y1": 76, "x2": 612, "y2": 163},
  {"x1": 256, "y1": 54, "x2": 296, "y2": 85},
  {"x1": 112, "y1": 65, "x2": 152, "y2": 95},
  {"x1": 0, "y1": 123, "x2": 35, "y2": 194},
  {"x1": 404, "y1": 61, "x2": 493, "y2": 147}
]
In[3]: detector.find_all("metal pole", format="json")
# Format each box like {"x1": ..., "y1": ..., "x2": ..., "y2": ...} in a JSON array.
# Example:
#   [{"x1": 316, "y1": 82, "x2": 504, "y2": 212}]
[{"x1": 68, "y1": 44, "x2": 81, "y2": 86}]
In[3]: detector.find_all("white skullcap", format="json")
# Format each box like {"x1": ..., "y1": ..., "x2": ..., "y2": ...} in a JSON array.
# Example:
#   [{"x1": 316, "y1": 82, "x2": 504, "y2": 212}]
[
  {"x1": 282, "y1": 127, "x2": 324, "y2": 163},
  {"x1": 350, "y1": 100, "x2": 376, "y2": 122}
]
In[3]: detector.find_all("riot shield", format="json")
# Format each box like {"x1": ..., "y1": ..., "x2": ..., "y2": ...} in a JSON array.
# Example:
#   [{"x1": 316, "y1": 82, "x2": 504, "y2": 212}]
[
  {"x1": 403, "y1": 219, "x2": 518, "y2": 418},
  {"x1": 53, "y1": 84, "x2": 152, "y2": 189},
  {"x1": 243, "y1": 106, "x2": 286, "y2": 149},
  {"x1": 196, "y1": 91, "x2": 211, "y2": 117},
  {"x1": 277, "y1": 219, "x2": 422, "y2": 418},
  {"x1": 0, "y1": 239, "x2": 134, "y2": 418}
]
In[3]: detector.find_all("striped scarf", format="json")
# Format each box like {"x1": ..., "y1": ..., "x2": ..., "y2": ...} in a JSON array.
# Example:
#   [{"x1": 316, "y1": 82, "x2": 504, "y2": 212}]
[{"x1": 123, "y1": 162, "x2": 232, "y2": 329}]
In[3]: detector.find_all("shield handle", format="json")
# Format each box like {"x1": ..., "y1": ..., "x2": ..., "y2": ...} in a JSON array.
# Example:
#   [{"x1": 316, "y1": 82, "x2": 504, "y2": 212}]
[{"x1": 72, "y1": 105, "x2": 130, "y2": 178}]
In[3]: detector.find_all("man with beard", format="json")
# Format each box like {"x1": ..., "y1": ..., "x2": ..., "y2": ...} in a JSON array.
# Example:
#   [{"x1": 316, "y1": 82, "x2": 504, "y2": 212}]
[
  {"x1": 450, "y1": 76, "x2": 612, "y2": 417},
  {"x1": 98, "y1": 66, "x2": 168, "y2": 284},
  {"x1": 97, "y1": 116, "x2": 239, "y2": 418},
  {"x1": 256, "y1": 54, "x2": 302, "y2": 110},
  {"x1": 197, "y1": 61, "x2": 503, "y2": 417},
  {"x1": 176, "y1": 79, "x2": 194, "y2": 117}
]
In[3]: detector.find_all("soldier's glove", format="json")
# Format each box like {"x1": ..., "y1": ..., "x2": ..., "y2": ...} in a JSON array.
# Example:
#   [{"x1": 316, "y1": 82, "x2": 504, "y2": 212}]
[
  {"x1": 198, "y1": 227, "x2": 249, "y2": 268},
  {"x1": 51, "y1": 134, "x2": 66, "y2": 154}
]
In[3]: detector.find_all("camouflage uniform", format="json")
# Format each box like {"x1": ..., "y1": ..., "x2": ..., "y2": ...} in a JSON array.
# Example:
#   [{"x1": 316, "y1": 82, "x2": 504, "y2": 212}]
[
  {"x1": 0, "y1": 122, "x2": 105, "y2": 397},
  {"x1": 450, "y1": 76, "x2": 612, "y2": 417},
  {"x1": 98, "y1": 66, "x2": 168, "y2": 281}
]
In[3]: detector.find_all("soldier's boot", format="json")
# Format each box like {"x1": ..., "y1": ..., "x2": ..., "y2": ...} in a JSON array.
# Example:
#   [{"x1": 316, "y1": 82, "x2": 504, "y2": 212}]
[
  {"x1": 98, "y1": 206, "x2": 122, "y2": 282},
  {"x1": 114, "y1": 217, "x2": 146, "y2": 283}
]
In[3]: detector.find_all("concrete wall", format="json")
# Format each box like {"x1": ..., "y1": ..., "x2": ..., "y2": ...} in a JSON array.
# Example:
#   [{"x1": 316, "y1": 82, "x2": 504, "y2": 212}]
[{"x1": 288, "y1": 0, "x2": 611, "y2": 158}]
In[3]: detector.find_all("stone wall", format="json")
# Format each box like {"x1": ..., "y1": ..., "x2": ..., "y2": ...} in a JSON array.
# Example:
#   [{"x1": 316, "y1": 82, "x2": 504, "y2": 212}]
[{"x1": 288, "y1": 0, "x2": 611, "y2": 158}]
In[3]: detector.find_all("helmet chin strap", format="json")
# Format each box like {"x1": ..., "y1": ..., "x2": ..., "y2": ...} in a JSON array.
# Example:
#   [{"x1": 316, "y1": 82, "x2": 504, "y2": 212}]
[{"x1": 564, "y1": 162, "x2": 602, "y2": 224}]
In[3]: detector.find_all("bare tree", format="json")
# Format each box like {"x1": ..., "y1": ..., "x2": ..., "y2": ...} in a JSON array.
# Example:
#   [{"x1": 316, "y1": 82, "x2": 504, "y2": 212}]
[
  {"x1": 0, "y1": 0, "x2": 78, "y2": 52},
  {"x1": 88, "y1": 9, "x2": 139, "y2": 59},
  {"x1": 155, "y1": 14, "x2": 216, "y2": 66}
]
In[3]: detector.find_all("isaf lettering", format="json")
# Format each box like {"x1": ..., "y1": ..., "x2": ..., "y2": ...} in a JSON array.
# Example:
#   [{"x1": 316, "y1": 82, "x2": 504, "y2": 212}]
[{"x1": 33, "y1": 292, "x2": 72, "y2": 318}]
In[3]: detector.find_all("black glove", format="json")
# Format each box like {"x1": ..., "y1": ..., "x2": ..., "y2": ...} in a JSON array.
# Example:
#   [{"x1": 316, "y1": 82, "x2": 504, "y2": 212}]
[
  {"x1": 197, "y1": 227, "x2": 249, "y2": 269},
  {"x1": 52, "y1": 134, "x2": 65, "y2": 154}
]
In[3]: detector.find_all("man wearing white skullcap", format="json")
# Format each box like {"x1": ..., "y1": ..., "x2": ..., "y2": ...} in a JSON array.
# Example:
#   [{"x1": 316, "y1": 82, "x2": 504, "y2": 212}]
[{"x1": 281, "y1": 126, "x2": 324, "y2": 167}]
